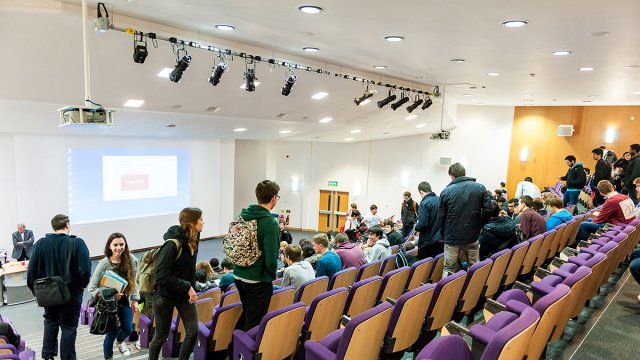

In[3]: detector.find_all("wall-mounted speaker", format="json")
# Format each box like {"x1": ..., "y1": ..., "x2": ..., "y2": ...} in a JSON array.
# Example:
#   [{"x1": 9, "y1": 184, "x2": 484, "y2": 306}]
[{"x1": 557, "y1": 124, "x2": 574, "y2": 136}]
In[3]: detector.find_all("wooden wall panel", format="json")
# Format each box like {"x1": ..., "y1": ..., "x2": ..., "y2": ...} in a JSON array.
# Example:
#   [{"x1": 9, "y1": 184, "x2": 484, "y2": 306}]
[{"x1": 506, "y1": 106, "x2": 640, "y2": 197}]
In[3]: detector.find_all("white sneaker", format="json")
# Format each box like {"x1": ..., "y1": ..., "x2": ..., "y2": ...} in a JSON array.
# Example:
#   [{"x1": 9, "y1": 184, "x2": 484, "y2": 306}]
[
  {"x1": 116, "y1": 341, "x2": 130, "y2": 356},
  {"x1": 134, "y1": 339, "x2": 142, "y2": 350}
]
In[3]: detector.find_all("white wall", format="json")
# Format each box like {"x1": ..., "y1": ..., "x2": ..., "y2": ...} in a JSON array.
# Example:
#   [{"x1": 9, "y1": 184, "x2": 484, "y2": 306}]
[
  {"x1": 234, "y1": 105, "x2": 514, "y2": 230},
  {"x1": 0, "y1": 133, "x2": 235, "y2": 257}
]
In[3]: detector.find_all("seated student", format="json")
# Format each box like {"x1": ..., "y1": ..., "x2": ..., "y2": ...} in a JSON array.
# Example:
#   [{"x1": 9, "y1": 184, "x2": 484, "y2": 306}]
[
  {"x1": 496, "y1": 196, "x2": 508, "y2": 213},
  {"x1": 382, "y1": 219, "x2": 404, "y2": 246},
  {"x1": 532, "y1": 197, "x2": 548, "y2": 216},
  {"x1": 209, "y1": 257, "x2": 222, "y2": 276},
  {"x1": 363, "y1": 226, "x2": 391, "y2": 263},
  {"x1": 333, "y1": 232, "x2": 365, "y2": 270},
  {"x1": 577, "y1": 180, "x2": 636, "y2": 241},
  {"x1": 312, "y1": 233, "x2": 342, "y2": 279},
  {"x1": 516, "y1": 196, "x2": 547, "y2": 240},
  {"x1": 281, "y1": 244, "x2": 315, "y2": 292},
  {"x1": 218, "y1": 258, "x2": 235, "y2": 292},
  {"x1": 194, "y1": 269, "x2": 216, "y2": 292},
  {"x1": 301, "y1": 243, "x2": 321, "y2": 270},
  {"x1": 478, "y1": 201, "x2": 517, "y2": 260},
  {"x1": 506, "y1": 198, "x2": 520, "y2": 221},
  {"x1": 0, "y1": 321, "x2": 20, "y2": 349},
  {"x1": 197, "y1": 259, "x2": 220, "y2": 281},
  {"x1": 545, "y1": 195, "x2": 573, "y2": 230}
]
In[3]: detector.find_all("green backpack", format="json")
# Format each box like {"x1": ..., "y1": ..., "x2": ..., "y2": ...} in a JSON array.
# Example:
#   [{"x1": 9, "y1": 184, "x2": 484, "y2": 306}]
[{"x1": 136, "y1": 239, "x2": 181, "y2": 295}]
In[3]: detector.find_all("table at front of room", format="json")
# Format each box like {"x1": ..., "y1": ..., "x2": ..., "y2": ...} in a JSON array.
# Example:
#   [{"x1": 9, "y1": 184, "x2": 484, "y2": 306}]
[{"x1": 2, "y1": 261, "x2": 35, "y2": 305}]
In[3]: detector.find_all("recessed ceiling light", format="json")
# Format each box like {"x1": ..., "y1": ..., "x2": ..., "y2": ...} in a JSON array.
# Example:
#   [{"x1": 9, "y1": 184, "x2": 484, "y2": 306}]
[
  {"x1": 360, "y1": 99, "x2": 372, "y2": 105},
  {"x1": 583, "y1": 100, "x2": 592, "y2": 103},
  {"x1": 384, "y1": 36, "x2": 404, "y2": 42},
  {"x1": 312, "y1": 91, "x2": 328, "y2": 100},
  {"x1": 450, "y1": 58, "x2": 466, "y2": 63},
  {"x1": 523, "y1": 94, "x2": 533, "y2": 97},
  {"x1": 463, "y1": 94, "x2": 472, "y2": 97},
  {"x1": 591, "y1": 31, "x2": 609, "y2": 37},
  {"x1": 279, "y1": 130, "x2": 292, "y2": 134},
  {"x1": 215, "y1": 24, "x2": 235, "y2": 31},
  {"x1": 233, "y1": 128, "x2": 247, "y2": 132},
  {"x1": 524, "y1": 100, "x2": 533, "y2": 103},
  {"x1": 624, "y1": 65, "x2": 640, "y2": 69},
  {"x1": 578, "y1": 67, "x2": 594, "y2": 72},
  {"x1": 318, "y1": 117, "x2": 333, "y2": 123},
  {"x1": 344, "y1": 137, "x2": 354, "y2": 141},
  {"x1": 240, "y1": 81, "x2": 261, "y2": 89},
  {"x1": 631, "y1": 91, "x2": 640, "y2": 95},
  {"x1": 303, "y1": 47, "x2": 319, "y2": 52},
  {"x1": 298, "y1": 5, "x2": 323, "y2": 14},
  {"x1": 477, "y1": 103, "x2": 485, "y2": 106},
  {"x1": 416, "y1": 123, "x2": 426, "y2": 128},
  {"x1": 487, "y1": 72, "x2": 500, "y2": 76},
  {"x1": 373, "y1": 65, "x2": 387, "y2": 69},
  {"x1": 350, "y1": 130, "x2": 361, "y2": 134},
  {"x1": 502, "y1": 20, "x2": 528, "y2": 28},
  {"x1": 405, "y1": 115, "x2": 418, "y2": 120},
  {"x1": 552, "y1": 50, "x2": 572, "y2": 56},
  {"x1": 123, "y1": 99, "x2": 144, "y2": 107},
  {"x1": 157, "y1": 68, "x2": 173, "y2": 78},
  {"x1": 471, "y1": 99, "x2": 479, "y2": 102},
  {"x1": 588, "y1": 95, "x2": 599, "y2": 98}
]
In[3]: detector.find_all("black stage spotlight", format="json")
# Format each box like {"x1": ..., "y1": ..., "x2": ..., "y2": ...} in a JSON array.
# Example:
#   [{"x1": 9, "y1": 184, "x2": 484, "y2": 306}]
[
  {"x1": 244, "y1": 68, "x2": 256, "y2": 92},
  {"x1": 170, "y1": 55, "x2": 191, "y2": 83},
  {"x1": 354, "y1": 90, "x2": 375, "y2": 105},
  {"x1": 390, "y1": 93, "x2": 410, "y2": 110},
  {"x1": 133, "y1": 35, "x2": 148, "y2": 64},
  {"x1": 377, "y1": 91, "x2": 397, "y2": 108},
  {"x1": 421, "y1": 96, "x2": 433, "y2": 110},
  {"x1": 281, "y1": 74, "x2": 296, "y2": 96},
  {"x1": 208, "y1": 62, "x2": 227, "y2": 86},
  {"x1": 406, "y1": 97, "x2": 424, "y2": 113}
]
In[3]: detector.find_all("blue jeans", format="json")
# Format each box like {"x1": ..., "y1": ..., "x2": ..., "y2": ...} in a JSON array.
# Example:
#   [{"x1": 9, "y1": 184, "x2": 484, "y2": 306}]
[
  {"x1": 103, "y1": 298, "x2": 133, "y2": 359},
  {"x1": 563, "y1": 189, "x2": 580, "y2": 207},
  {"x1": 42, "y1": 292, "x2": 82, "y2": 360},
  {"x1": 630, "y1": 250, "x2": 640, "y2": 286},
  {"x1": 577, "y1": 219, "x2": 602, "y2": 241}
]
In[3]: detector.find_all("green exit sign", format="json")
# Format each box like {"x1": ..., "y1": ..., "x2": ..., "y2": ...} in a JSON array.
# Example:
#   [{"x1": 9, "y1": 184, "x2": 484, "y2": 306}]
[{"x1": 328, "y1": 180, "x2": 338, "y2": 187}]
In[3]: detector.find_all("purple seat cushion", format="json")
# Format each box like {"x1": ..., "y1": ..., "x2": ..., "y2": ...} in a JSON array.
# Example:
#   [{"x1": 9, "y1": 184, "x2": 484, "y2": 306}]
[
  {"x1": 470, "y1": 311, "x2": 519, "y2": 345},
  {"x1": 318, "y1": 329, "x2": 342, "y2": 352},
  {"x1": 497, "y1": 289, "x2": 531, "y2": 307},
  {"x1": 416, "y1": 335, "x2": 472, "y2": 360}
]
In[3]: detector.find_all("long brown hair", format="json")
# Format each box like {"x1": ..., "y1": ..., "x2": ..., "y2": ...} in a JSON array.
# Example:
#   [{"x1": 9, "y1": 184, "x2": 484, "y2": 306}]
[
  {"x1": 180, "y1": 207, "x2": 202, "y2": 254},
  {"x1": 104, "y1": 232, "x2": 135, "y2": 295},
  {"x1": 196, "y1": 260, "x2": 213, "y2": 279}
]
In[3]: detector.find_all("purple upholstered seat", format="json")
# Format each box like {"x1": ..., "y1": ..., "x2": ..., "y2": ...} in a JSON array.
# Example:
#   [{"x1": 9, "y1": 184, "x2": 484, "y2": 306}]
[
  {"x1": 328, "y1": 267, "x2": 357, "y2": 290},
  {"x1": 305, "y1": 302, "x2": 393, "y2": 360},
  {"x1": 295, "y1": 276, "x2": 329, "y2": 305},
  {"x1": 415, "y1": 335, "x2": 472, "y2": 360},
  {"x1": 405, "y1": 257, "x2": 434, "y2": 291},
  {"x1": 456, "y1": 259, "x2": 493, "y2": 315},
  {"x1": 233, "y1": 302, "x2": 306, "y2": 360},
  {"x1": 469, "y1": 307, "x2": 540, "y2": 360},
  {"x1": 343, "y1": 276, "x2": 382, "y2": 317}
]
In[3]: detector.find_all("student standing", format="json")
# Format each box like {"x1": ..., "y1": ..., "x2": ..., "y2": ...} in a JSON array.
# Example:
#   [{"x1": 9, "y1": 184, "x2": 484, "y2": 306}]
[
  {"x1": 88, "y1": 233, "x2": 139, "y2": 360},
  {"x1": 148, "y1": 207, "x2": 203, "y2": 360}
]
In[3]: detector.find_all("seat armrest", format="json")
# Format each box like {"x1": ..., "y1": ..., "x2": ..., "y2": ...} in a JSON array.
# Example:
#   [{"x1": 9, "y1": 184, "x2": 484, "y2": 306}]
[
  {"x1": 305, "y1": 341, "x2": 337, "y2": 360},
  {"x1": 442, "y1": 321, "x2": 471, "y2": 337},
  {"x1": 505, "y1": 299, "x2": 529, "y2": 315},
  {"x1": 197, "y1": 322, "x2": 210, "y2": 339},
  {"x1": 233, "y1": 330, "x2": 257, "y2": 354},
  {"x1": 512, "y1": 281, "x2": 531, "y2": 292},
  {"x1": 484, "y1": 298, "x2": 507, "y2": 317},
  {"x1": 551, "y1": 257, "x2": 566, "y2": 270},
  {"x1": 340, "y1": 315, "x2": 351, "y2": 327},
  {"x1": 385, "y1": 297, "x2": 397, "y2": 305}
]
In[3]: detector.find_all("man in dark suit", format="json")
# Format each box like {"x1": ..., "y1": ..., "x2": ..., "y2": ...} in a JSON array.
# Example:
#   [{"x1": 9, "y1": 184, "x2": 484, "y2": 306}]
[{"x1": 12, "y1": 223, "x2": 34, "y2": 261}]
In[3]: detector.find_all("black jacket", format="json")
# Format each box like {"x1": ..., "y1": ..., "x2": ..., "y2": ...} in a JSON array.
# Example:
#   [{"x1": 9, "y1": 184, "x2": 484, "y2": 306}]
[
  {"x1": 154, "y1": 225, "x2": 199, "y2": 301},
  {"x1": 561, "y1": 162, "x2": 587, "y2": 190},
  {"x1": 439, "y1": 177, "x2": 492, "y2": 245},
  {"x1": 478, "y1": 216, "x2": 517, "y2": 259},
  {"x1": 414, "y1": 192, "x2": 442, "y2": 248},
  {"x1": 592, "y1": 159, "x2": 610, "y2": 190},
  {"x1": 624, "y1": 155, "x2": 640, "y2": 188},
  {"x1": 26, "y1": 233, "x2": 91, "y2": 296},
  {"x1": 401, "y1": 198, "x2": 418, "y2": 226}
]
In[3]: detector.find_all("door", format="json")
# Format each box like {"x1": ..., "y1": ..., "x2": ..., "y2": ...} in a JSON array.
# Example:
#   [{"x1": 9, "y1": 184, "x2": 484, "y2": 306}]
[{"x1": 317, "y1": 190, "x2": 350, "y2": 232}]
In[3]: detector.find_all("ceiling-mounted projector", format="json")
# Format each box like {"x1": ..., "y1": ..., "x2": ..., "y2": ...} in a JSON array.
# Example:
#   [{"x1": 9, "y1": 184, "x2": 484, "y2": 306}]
[
  {"x1": 430, "y1": 130, "x2": 451, "y2": 140},
  {"x1": 58, "y1": 106, "x2": 115, "y2": 128}
]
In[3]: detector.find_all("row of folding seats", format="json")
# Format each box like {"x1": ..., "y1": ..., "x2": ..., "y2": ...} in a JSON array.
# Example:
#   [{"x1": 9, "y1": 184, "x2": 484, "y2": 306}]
[{"x1": 0, "y1": 315, "x2": 36, "y2": 360}]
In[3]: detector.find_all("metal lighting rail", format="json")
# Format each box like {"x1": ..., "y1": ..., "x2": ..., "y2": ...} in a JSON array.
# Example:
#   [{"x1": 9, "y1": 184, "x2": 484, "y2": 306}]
[{"x1": 108, "y1": 24, "x2": 439, "y2": 97}]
